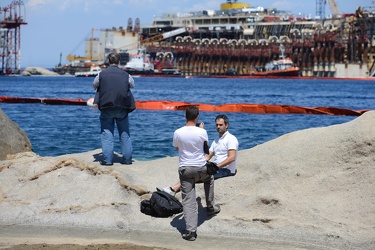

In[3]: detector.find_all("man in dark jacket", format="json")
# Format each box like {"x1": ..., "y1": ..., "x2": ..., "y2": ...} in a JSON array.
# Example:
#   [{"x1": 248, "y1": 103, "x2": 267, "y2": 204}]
[{"x1": 93, "y1": 52, "x2": 135, "y2": 165}]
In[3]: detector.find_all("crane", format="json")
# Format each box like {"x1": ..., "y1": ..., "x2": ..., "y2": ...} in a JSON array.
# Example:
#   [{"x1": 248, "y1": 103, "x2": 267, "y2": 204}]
[
  {"x1": 66, "y1": 28, "x2": 97, "y2": 62},
  {"x1": 327, "y1": 0, "x2": 341, "y2": 18},
  {"x1": 316, "y1": 0, "x2": 341, "y2": 18}
]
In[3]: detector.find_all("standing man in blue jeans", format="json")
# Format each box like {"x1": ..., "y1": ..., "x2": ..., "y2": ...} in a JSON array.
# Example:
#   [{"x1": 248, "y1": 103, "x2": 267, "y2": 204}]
[
  {"x1": 173, "y1": 105, "x2": 220, "y2": 241},
  {"x1": 93, "y1": 52, "x2": 135, "y2": 165}
]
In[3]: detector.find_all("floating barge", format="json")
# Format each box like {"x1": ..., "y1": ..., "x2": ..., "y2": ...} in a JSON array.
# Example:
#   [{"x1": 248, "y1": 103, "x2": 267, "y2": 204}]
[{"x1": 51, "y1": 1, "x2": 375, "y2": 79}]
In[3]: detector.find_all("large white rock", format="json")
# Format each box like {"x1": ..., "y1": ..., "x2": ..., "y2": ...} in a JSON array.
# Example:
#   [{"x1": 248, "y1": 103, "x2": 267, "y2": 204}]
[
  {"x1": 21, "y1": 67, "x2": 59, "y2": 76},
  {"x1": 0, "y1": 111, "x2": 374, "y2": 249}
]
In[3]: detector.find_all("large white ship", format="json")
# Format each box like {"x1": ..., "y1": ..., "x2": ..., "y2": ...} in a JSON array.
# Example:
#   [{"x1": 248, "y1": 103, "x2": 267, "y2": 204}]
[
  {"x1": 56, "y1": 1, "x2": 375, "y2": 78},
  {"x1": 137, "y1": 1, "x2": 374, "y2": 78}
]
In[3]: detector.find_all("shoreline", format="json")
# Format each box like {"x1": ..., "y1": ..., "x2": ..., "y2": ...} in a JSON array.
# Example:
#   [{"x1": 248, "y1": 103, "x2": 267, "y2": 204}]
[
  {"x1": 2, "y1": 66, "x2": 375, "y2": 81},
  {"x1": 0, "y1": 225, "x2": 335, "y2": 250}
]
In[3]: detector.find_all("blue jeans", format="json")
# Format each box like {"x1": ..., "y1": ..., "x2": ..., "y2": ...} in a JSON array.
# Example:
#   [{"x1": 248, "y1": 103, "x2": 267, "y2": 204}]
[
  {"x1": 213, "y1": 168, "x2": 236, "y2": 180},
  {"x1": 100, "y1": 107, "x2": 132, "y2": 164}
]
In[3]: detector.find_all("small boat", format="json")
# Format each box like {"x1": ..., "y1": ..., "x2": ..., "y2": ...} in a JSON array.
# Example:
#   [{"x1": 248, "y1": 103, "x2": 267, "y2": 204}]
[
  {"x1": 122, "y1": 49, "x2": 154, "y2": 74},
  {"x1": 252, "y1": 45, "x2": 300, "y2": 77},
  {"x1": 122, "y1": 49, "x2": 185, "y2": 77},
  {"x1": 75, "y1": 66, "x2": 101, "y2": 77}
]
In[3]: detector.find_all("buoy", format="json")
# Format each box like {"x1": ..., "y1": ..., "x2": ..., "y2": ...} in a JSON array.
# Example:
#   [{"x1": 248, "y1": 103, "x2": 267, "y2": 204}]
[{"x1": 86, "y1": 97, "x2": 97, "y2": 107}]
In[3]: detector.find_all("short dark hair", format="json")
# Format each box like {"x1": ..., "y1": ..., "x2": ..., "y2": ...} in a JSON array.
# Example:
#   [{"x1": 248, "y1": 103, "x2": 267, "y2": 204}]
[
  {"x1": 186, "y1": 106, "x2": 199, "y2": 121},
  {"x1": 107, "y1": 53, "x2": 120, "y2": 65},
  {"x1": 215, "y1": 114, "x2": 229, "y2": 126}
]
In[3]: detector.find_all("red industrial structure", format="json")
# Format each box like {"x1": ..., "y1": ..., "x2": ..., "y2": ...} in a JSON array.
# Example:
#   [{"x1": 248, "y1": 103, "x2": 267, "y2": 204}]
[{"x1": 0, "y1": 1, "x2": 27, "y2": 75}]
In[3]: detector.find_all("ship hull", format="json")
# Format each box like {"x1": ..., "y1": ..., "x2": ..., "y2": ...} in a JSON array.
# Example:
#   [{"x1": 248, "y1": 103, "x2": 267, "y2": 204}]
[
  {"x1": 252, "y1": 68, "x2": 300, "y2": 77},
  {"x1": 138, "y1": 2, "x2": 374, "y2": 78}
]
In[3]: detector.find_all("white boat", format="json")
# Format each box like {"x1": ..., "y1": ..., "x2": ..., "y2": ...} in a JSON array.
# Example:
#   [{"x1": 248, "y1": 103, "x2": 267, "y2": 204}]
[
  {"x1": 122, "y1": 49, "x2": 154, "y2": 74},
  {"x1": 75, "y1": 66, "x2": 101, "y2": 77}
]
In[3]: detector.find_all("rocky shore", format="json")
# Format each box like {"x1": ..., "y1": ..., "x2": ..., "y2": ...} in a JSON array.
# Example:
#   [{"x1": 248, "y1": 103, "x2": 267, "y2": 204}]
[
  {"x1": 21, "y1": 67, "x2": 60, "y2": 76},
  {"x1": 0, "y1": 110, "x2": 374, "y2": 249}
]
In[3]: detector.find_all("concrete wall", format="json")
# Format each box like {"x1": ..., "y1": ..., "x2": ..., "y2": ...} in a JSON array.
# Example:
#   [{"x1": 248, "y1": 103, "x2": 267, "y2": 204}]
[{"x1": 335, "y1": 63, "x2": 370, "y2": 78}]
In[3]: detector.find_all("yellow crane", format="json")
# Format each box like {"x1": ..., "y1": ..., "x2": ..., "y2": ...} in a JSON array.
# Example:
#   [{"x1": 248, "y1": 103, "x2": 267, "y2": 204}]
[{"x1": 66, "y1": 28, "x2": 96, "y2": 62}]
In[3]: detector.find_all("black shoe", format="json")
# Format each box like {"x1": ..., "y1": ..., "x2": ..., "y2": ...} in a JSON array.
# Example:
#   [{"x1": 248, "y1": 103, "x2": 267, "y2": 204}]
[
  {"x1": 206, "y1": 204, "x2": 220, "y2": 216},
  {"x1": 99, "y1": 161, "x2": 113, "y2": 166},
  {"x1": 122, "y1": 161, "x2": 132, "y2": 165},
  {"x1": 182, "y1": 231, "x2": 197, "y2": 241}
]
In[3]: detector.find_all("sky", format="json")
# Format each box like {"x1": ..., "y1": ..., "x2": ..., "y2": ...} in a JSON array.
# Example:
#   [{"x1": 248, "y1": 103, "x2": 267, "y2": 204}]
[{"x1": 1, "y1": 0, "x2": 371, "y2": 68}]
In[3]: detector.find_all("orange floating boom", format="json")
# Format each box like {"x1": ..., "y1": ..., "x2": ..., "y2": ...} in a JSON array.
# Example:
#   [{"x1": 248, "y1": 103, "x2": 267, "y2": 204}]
[
  {"x1": 0, "y1": 96, "x2": 87, "y2": 106},
  {"x1": 0, "y1": 96, "x2": 368, "y2": 116}
]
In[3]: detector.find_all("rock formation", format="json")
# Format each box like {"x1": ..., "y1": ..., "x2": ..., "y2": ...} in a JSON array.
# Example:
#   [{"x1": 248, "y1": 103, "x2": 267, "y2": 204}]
[
  {"x1": 21, "y1": 67, "x2": 60, "y2": 76},
  {"x1": 0, "y1": 111, "x2": 374, "y2": 249},
  {"x1": 0, "y1": 109, "x2": 32, "y2": 160}
]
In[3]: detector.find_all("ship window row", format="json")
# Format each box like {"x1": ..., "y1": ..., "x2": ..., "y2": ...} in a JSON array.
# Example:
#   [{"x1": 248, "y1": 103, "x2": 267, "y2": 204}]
[
  {"x1": 193, "y1": 17, "x2": 246, "y2": 26},
  {"x1": 155, "y1": 21, "x2": 173, "y2": 25}
]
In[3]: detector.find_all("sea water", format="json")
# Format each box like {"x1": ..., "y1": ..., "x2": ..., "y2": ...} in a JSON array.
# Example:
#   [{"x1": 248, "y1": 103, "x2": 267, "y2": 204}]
[{"x1": 1, "y1": 76, "x2": 374, "y2": 160}]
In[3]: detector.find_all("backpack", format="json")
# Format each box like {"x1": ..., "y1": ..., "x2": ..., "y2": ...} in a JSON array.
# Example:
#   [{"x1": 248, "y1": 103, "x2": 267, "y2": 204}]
[{"x1": 140, "y1": 191, "x2": 183, "y2": 217}]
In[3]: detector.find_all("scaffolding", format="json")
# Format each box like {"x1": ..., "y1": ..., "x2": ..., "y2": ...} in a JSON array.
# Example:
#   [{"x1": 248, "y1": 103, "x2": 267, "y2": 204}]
[{"x1": 0, "y1": 1, "x2": 27, "y2": 75}]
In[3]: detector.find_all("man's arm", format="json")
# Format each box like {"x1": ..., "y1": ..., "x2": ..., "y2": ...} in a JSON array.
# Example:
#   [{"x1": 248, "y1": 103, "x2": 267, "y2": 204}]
[
  {"x1": 203, "y1": 141, "x2": 209, "y2": 155},
  {"x1": 93, "y1": 74, "x2": 100, "y2": 89},
  {"x1": 217, "y1": 149, "x2": 236, "y2": 168},
  {"x1": 205, "y1": 151, "x2": 214, "y2": 161},
  {"x1": 128, "y1": 75, "x2": 135, "y2": 88}
]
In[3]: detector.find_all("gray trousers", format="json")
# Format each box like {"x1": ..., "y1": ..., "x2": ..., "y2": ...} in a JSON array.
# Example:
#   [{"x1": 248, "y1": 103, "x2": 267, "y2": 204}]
[{"x1": 178, "y1": 165, "x2": 214, "y2": 232}]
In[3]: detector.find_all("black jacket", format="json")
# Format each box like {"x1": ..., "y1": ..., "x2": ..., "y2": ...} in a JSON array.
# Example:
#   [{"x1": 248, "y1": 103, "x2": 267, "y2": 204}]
[{"x1": 96, "y1": 65, "x2": 135, "y2": 111}]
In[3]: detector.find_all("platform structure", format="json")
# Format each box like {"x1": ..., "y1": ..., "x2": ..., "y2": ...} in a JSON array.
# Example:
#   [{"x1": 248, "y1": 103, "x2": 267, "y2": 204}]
[{"x1": 0, "y1": 1, "x2": 27, "y2": 75}]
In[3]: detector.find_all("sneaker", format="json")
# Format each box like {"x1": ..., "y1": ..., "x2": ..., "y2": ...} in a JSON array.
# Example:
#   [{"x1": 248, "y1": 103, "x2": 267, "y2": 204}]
[
  {"x1": 206, "y1": 204, "x2": 221, "y2": 216},
  {"x1": 182, "y1": 231, "x2": 197, "y2": 241},
  {"x1": 156, "y1": 187, "x2": 176, "y2": 196}
]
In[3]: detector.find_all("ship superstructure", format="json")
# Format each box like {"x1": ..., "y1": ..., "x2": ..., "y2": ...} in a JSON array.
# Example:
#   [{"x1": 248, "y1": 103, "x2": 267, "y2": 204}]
[
  {"x1": 138, "y1": 1, "x2": 375, "y2": 78},
  {"x1": 52, "y1": 0, "x2": 375, "y2": 78}
]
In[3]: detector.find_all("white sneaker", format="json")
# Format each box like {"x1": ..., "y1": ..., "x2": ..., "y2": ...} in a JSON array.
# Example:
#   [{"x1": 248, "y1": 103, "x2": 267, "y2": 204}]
[{"x1": 156, "y1": 187, "x2": 176, "y2": 196}]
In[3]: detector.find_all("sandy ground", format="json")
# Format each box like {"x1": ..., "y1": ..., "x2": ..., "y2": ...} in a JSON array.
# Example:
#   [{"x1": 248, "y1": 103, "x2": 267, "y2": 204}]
[
  {"x1": 1, "y1": 111, "x2": 375, "y2": 250},
  {"x1": 0, "y1": 225, "x2": 329, "y2": 250}
]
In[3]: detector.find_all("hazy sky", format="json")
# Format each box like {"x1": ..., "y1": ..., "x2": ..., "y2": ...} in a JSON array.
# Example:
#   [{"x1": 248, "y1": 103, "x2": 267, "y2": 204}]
[{"x1": 1, "y1": 0, "x2": 371, "y2": 68}]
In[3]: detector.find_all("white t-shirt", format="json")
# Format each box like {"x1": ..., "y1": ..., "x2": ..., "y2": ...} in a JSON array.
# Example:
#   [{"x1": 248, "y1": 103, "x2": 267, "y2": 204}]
[
  {"x1": 209, "y1": 131, "x2": 238, "y2": 173},
  {"x1": 173, "y1": 126, "x2": 208, "y2": 168}
]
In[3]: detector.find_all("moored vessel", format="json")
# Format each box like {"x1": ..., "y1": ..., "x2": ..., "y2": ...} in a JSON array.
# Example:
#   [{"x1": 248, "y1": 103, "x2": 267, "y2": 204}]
[
  {"x1": 122, "y1": 49, "x2": 154, "y2": 75},
  {"x1": 74, "y1": 66, "x2": 101, "y2": 77},
  {"x1": 251, "y1": 45, "x2": 300, "y2": 77},
  {"x1": 52, "y1": 1, "x2": 375, "y2": 79},
  {"x1": 138, "y1": 1, "x2": 374, "y2": 78}
]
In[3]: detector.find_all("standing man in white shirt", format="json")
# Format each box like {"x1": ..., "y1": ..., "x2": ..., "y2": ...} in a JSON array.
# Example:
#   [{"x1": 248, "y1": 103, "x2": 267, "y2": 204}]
[{"x1": 173, "y1": 106, "x2": 220, "y2": 241}]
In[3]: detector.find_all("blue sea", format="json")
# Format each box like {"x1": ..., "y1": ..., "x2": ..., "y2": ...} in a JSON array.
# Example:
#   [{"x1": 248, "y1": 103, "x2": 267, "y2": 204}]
[{"x1": 1, "y1": 76, "x2": 374, "y2": 161}]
